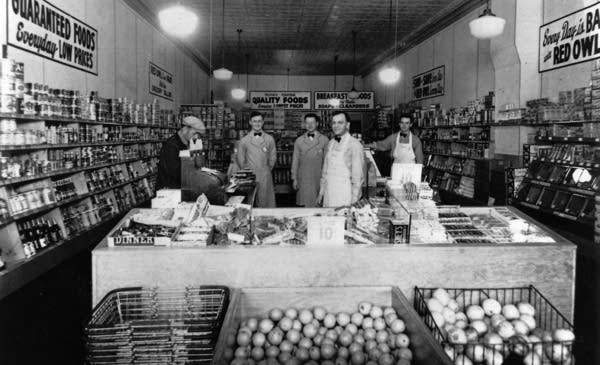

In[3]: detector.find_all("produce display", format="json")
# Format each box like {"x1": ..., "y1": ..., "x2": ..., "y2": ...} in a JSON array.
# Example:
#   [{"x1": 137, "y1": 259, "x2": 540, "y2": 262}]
[
  {"x1": 416, "y1": 288, "x2": 575, "y2": 365},
  {"x1": 224, "y1": 302, "x2": 414, "y2": 365}
]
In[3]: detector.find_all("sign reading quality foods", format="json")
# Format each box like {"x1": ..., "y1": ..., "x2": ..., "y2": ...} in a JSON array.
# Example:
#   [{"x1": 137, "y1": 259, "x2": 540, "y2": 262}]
[
  {"x1": 250, "y1": 91, "x2": 311, "y2": 110},
  {"x1": 314, "y1": 91, "x2": 374, "y2": 109},
  {"x1": 7, "y1": 0, "x2": 98, "y2": 75},
  {"x1": 149, "y1": 62, "x2": 173, "y2": 101},
  {"x1": 539, "y1": 3, "x2": 600, "y2": 72}
]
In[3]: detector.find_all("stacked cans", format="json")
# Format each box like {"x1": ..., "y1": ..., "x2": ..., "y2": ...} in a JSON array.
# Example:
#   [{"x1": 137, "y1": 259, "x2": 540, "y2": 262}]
[
  {"x1": 595, "y1": 195, "x2": 600, "y2": 245},
  {"x1": 591, "y1": 60, "x2": 600, "y2": 120},
  {"x1": 0, "y1": 58, "x2": 24, "y2": 113}
]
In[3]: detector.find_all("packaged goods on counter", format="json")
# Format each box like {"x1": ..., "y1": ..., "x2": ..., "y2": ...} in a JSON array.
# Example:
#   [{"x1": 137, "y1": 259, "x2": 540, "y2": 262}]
[{"x1": 108, "y1": 219, "x2": 177, "y2": 246}]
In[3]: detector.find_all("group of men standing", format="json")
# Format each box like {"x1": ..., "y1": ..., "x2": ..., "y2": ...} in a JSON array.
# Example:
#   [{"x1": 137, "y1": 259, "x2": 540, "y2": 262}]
[{"x1": 157, "y1": 110, "x2": 423, "y2": 209}]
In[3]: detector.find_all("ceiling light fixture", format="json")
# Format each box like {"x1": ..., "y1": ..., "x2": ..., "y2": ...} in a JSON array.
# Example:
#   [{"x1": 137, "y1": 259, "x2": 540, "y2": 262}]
[
  {"x1": 231, "y1": 29, "x2": 246, "y2": 100},
  {"x1": 158, "y1": 4, "x2": 198, "y2": 38},
  {"x1": 469, "y1": 0, "x2": 506, "y2": 39},
  {"x1": 213, "y1": 0, "x2": 232, "y2": 80},
  {"x1": 329, "y1": 55, "x2": 341, "y2": 108},
  {"x1": 379, "y1": 0, "x2": 401, "y2": 85},
  {"x1": 243, "y1": 54, "x2": 252, "y2": 108},
  {"x1": 348, "y1": 30, "x2": 360, "y2": 100}
]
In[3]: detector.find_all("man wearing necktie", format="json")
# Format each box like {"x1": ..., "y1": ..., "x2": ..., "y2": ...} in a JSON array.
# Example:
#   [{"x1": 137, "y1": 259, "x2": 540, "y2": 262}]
[
  {"x1": 291, "y1": 113, "x2": 329, "y2": 207},
  {"x1": 318, "y1": 111, "x2": 364, "y2": 207},
  {"x1": 366, "y1": 114, "x2": 423, "y2": 165},
  {"x1": 237, "y1": 111, "x2": 277, "y2": 207}
]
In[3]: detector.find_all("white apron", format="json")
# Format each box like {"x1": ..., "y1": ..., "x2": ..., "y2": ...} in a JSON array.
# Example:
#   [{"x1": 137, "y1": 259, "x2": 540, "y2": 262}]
[
  {"x1": 391, "y1": 132, "x2": 420, "y2": 183},
  {"x1": 324, "y1": 136, "x2": 352, "y2": 207},
  {"x1": 393, "y1": 132, "x2": 416, "y2": 163}
]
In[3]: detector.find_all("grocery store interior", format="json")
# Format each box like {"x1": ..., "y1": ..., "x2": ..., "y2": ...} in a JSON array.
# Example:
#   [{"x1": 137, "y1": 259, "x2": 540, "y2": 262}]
[{"x1": 0, "y1": 0, "x2": 598, "y2": 364}]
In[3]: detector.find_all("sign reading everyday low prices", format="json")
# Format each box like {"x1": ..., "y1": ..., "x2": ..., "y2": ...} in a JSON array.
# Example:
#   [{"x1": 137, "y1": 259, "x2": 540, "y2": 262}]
[
  {"x1": 313, "y1": 91, "x2": 374, "y2": 110},
  {"x1": 7, "y1": 0, "x2": 98, "y2": 75},
  {"x1": 250, "y1": 91, "x2": 311, "y2": 109},
  {"x1": 306, "y1": 216, "x2": 345, "y2": 246},
  {"x1": 539, "y1": 3, "x2": 600, "y2": 72},
  {"x1": 149, "y1": 62, "x2": 173, "y2": 101}
]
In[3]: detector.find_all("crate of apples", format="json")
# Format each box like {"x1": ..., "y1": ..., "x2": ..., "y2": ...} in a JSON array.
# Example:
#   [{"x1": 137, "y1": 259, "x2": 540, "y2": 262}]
[
  {"x1": 414, "y1": 287, "x2": 575, "y2": 365},
  {"x1": 214, "y1": 287, "x2": 450, "y2": 365}
]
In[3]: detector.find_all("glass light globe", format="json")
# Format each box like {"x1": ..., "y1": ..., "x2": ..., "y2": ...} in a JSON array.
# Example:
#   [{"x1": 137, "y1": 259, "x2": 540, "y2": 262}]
[
  {"x1": 348, "y1": 89, "x2": 360, "y2": 99},
  {"x1": 158, "y1": 6, "x2": 199, "y2": 38},
  {"x1": 329, "y1": 98, "x2": 341, "y2": 108},
  {"x1": 231, "y1": 88, "x2": 246, "y2": 100},
  {"x1": 469, "y1": 14, "x2": 506, "y2": 39},
  {"x1": 213, "y1": 67, "x2": 233, "y2": 80},
  {"x1": 378, "y1": 67, "x2": 400, "y2": 85}
]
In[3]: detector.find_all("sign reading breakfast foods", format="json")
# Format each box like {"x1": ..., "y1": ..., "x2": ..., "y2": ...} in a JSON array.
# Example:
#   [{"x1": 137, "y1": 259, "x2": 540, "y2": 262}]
[
  {"x1": 539, "y1": 3, "x2": 600, "y2": 72},
  {"x1": 7, "y1": 0, "x2": 98, "y2": 75}
]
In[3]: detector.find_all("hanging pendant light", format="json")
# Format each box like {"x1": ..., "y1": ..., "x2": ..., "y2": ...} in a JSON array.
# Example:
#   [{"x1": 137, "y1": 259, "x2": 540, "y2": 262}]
[
  {"x1": 158, "y1": 4, "x2": 199, "y2": 38},
  {"x1": 329, "y1": 55, "x2": 341, "y2": 108},
  {"x1": 243, "y1": 54, "x2": 252, "y2": 108},
  {"x1": 231, "y1": 29, "x2": 246, "y2": 100},
  {"x1": 348, "y1": 30, "x2": 360, "y2": 100},
  {"x1": 214, "y1": 0, "x2": 232, "y2": 80},
  {"x1": 378, "y1": 0, "x2": 401, "y2": 85},
  {"x1": 469, "y1": 0, "x2": 506, "y2": 39}
]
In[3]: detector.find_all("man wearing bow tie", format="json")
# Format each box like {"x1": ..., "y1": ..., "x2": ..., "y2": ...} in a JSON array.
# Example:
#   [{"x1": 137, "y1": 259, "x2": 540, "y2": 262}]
[
  {"x1": 318, "y1": 111, "x2": 364, "y2": 207},
  {"x1": 237, "y1": 111, "x2": 277, "y2": 207},
  {"x1": 291, "y1": 113, "x2": 329, "y2": 207},
  {"x1": 366, "y1": 114, "x2": 423, "y2": 165}
]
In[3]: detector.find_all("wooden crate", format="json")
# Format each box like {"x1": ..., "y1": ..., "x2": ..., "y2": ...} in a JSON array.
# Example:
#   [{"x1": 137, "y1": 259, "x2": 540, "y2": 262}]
[{"x1": 213, "y1": 286, "x2": 451, "y2": 365}]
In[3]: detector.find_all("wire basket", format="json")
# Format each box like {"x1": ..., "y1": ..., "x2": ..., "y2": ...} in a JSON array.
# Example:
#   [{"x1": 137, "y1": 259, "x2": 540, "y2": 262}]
[
  {"x1": 85, "y1": 286, "x2": 229, "y2": 364},
  {"x1": 414, "y1": 286, "x2": 575, "y2": 365}
]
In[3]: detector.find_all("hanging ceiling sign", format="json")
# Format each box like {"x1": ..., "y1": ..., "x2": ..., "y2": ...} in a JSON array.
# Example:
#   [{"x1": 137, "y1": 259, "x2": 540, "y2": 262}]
[
  {"x1": 250, "y1": 91, "x2": 311, "y2": 109},
  {"x1": 413, "y1": 66, "x2": 445, "y2": 100},
  {"x1": 149, "y1": 62, "x2": 173, "y2": 101},
  {"x1": 7, "y1": 0, "x2": 98, "y2": 75},
  {"x1": 313, "y1": 91, "x2": 375, "y2": 109},
  {"x1": 539, "y1": 3, "x2": 600, "y2": 72}
]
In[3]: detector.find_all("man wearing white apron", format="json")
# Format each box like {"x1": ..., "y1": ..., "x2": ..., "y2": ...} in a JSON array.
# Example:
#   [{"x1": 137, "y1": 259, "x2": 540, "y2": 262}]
[
  {"x1": 237, "y1": 111, "x2": 277, "y2": 207},
  {"x1": 291, "y1": 113, "x2": 329, "y2": 207},
  {"x1": 318, "y1": 111, "x2": 365, "y2": 207},
  {"x1": 366, "y1": 113, "x2": 424, "y2": 165}
]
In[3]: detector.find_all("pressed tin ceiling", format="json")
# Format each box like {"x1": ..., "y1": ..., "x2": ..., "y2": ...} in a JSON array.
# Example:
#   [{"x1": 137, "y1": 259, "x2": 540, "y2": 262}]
[{"x1": 126, "y1": 0, "x2": 485, "y2": 76}]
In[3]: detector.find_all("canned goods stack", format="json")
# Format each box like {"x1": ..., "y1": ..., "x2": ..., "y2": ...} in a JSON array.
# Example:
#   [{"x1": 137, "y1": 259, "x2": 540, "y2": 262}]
[
  {"x1": 0, "y1": 58, "x2": 24, "y2": 114},
  {"x1": 7, "y1": 186, "x2": 56, "y2": 216}
]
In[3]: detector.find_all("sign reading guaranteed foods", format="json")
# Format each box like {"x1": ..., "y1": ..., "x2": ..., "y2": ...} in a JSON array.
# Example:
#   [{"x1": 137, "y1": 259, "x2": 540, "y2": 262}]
[
  {"x1": 250, "y1": 91, "x2": 311, "y2": 109},
  {"x1": 7, "y1": 0, "x2": 98, "y2": 75},
  {"x1": 313, "y1": 92, "x2": 374, "y2": 109},
  {"x1": 149, "y1": 62, "x2": 173, "y2": 101},
  {"x1": 539, "y1": 3, "x2": 600, "y2": 72}
]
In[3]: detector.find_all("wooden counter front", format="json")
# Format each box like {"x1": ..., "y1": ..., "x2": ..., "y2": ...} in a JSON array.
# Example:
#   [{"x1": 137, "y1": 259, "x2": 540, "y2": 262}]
[{"x1": 92, "y1": 208, "x2": 576, "y2": 320}]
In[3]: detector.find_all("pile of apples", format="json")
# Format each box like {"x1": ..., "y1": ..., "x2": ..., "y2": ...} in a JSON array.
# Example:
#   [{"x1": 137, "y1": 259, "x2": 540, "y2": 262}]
[
  {"x1": 425, "y1": 288, "x2": 575, "y2": 365},
  {"x1": 224, "y1": 302, "x2": 413, "y2": 365}
]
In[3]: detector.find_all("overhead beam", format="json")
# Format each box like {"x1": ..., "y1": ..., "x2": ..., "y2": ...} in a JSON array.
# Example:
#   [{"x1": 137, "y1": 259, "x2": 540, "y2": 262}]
[
  {"x1": 358, "y1": 0, "x2": 486, "y2": 77},
  {"x1": 122, "y1": 0, "x2": 211, "y2": 74}
]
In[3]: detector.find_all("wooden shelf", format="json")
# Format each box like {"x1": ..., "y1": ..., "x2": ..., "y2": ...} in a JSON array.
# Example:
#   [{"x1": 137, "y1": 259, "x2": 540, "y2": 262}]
[
  {"x1": 417, "y1": 123, "x2": 491, "y2": 129},
  {"x1": 0, "y1": 139, "x2": 164, "y2": 152},
  {"x1": 425, "y1": 151, "x2": 489, "y2": 161},
  {"x1": 421, "y1": 138, "x2": 490, "y2": 144},
  {"x1": 523, "y1": 177, "x2": 596, "y2": 197},
  {"x1": 516, "y1": 201, "x2": 593, "y2": 226},
  {"x1": 534, "y1": 158, "x2": 600, "y2": 170},
  {"x1": 534, "y1": 136, "x2": 600, "y2": 145},
  {"x1": 0, "y1": 112, "x2": 178, "y2": 130}
]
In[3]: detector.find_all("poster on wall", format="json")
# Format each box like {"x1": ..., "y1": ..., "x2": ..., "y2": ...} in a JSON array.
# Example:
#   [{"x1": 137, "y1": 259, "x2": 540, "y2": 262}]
[
  {"x1": 539, "y1": 3, "x2": 600, "y2": 72},
  {"x1": 313, "y1": 91, "x2": 374, "y2": 109},
  {"x1": 249, "y1": 91, "x2": 311, "y2": 109},
  {"x1": 6, "y1": 0, "x2": 98, "y2": 75},
  {"x1": 412, "y1": 66, "x2": 445, "y2": 100},
  {"x1": 149, "y1": 62, "x2": 173, "y2": 101}
]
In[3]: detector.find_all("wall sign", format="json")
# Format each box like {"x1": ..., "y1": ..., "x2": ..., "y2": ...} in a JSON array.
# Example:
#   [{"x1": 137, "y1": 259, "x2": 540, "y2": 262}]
[
  {"x1": 149, "y1": 62, "x2": 173, "y2": 101},
  {"x1": 250, "y1": 91, "x2": 311, "y2": 109},
  {"x1": 539, "y1": 3, "x2": 600, "y2": 72},
  {"x1": 7, "y1": 0, "x2": 98, "y2": 75},
  {"x1": 313, "y1": 91, "x2": 374, "y2": 109},
  {"x1": 413, "y1": 66, "x2": 445, "y2": 100}
]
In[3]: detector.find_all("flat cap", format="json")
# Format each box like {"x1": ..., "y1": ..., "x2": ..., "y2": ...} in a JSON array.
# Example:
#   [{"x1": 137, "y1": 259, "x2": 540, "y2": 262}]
[{"x1": 182, "y1": 115, "x2": 206, "y2": 130}]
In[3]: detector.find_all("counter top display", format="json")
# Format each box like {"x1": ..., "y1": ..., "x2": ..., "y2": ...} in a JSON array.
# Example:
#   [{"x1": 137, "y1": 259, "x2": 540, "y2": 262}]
[{"x1": 92, "y1": 203, "x2": 576, "y2": 325}]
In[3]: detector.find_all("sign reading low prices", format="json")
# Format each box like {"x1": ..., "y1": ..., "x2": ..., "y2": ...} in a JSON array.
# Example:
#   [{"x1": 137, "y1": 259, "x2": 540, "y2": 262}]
[
  {"x1": 250, "y1": 91, "x2": 311, "y2": 109},
  {"x1": 149, "y1": 62, "x2": 173, "y2": 101},
  {"x1": 7, "y1": 0, "x2": 98, "y2": 75},
  {"x1": 413, "y1": 66, "x2": 444, "y2": 100},
  {"x1": 313, "y1": 91, "x2": 374, "y2": 109},
  {"x1": 539, "y1": 3, "x2": 600, "y2": 72}
]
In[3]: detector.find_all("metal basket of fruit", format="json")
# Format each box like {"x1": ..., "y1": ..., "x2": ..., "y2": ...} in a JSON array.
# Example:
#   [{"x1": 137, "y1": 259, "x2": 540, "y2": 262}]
[
  {"x1": 414, "y1": 286, "x2": 575, "y2": 365},
  {"x1": 85, "y1": 286, "x2": 229, "y2": 364}
]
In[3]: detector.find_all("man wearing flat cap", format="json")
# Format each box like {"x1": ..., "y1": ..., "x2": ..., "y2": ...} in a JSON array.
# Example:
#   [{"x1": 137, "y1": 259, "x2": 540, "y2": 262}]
[{"x1": 156, "y1": 115, "x2": 206, "y2": 189}]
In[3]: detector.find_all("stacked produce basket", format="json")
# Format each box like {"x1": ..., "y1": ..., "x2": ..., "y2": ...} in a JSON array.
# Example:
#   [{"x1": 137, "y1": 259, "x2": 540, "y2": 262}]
[{"x1": 85, "y1": 286, "x2": 229, "y2": 364}]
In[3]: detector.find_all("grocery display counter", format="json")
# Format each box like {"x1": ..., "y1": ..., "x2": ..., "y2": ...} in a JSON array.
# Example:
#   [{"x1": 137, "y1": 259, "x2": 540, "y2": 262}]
[{"x1": 91, "y1": 207, "x2": 576, "y2": 321}]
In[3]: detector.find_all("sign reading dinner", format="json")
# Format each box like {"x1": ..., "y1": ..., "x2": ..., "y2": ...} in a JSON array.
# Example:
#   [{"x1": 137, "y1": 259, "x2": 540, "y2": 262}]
[
  {"x1": 539, "y1": 3, "x2": 600, "y2": 72},
  {"x1": 314, "y1": 91, "x2": 374, "y2": 109},
  {"x1": 250, "y1": 91, "x2": 311, "y2": 109}
]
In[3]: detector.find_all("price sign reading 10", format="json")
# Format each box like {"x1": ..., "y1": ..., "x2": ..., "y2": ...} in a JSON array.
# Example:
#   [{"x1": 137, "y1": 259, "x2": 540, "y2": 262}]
[{"x1": 306, "y1": 216, "x2": 345, "y2": 246}]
